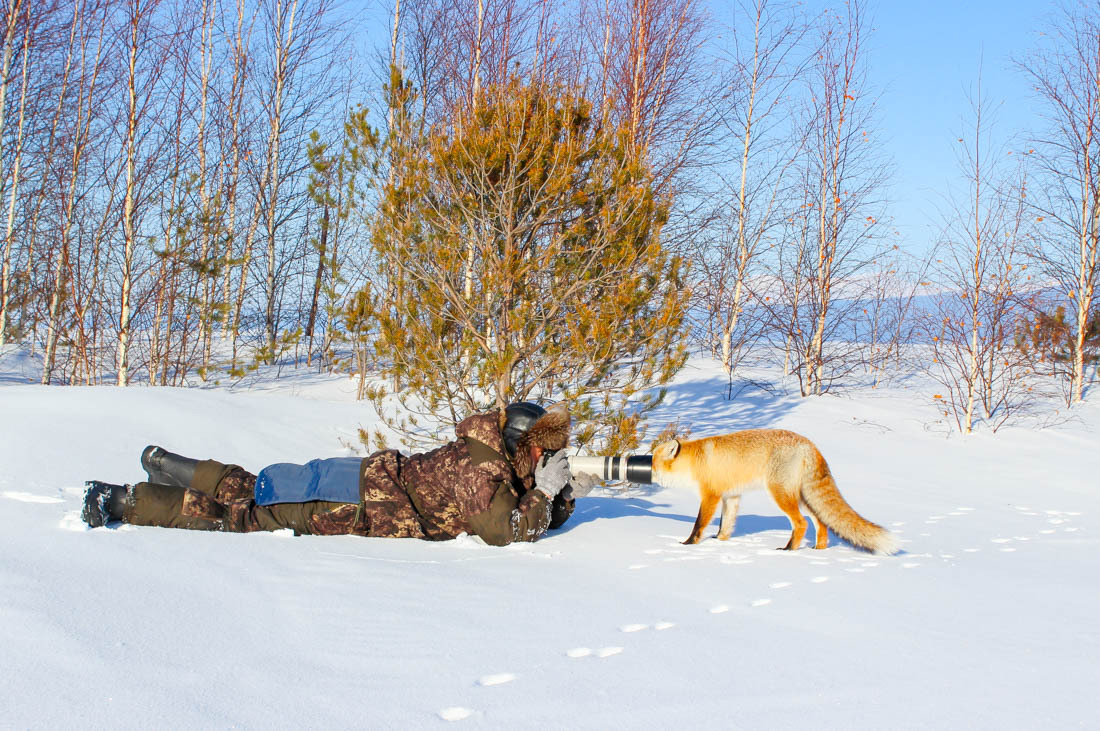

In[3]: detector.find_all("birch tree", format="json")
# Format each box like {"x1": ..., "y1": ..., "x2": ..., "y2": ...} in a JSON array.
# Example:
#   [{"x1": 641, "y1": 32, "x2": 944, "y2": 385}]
[
  {"x1": 925, "y1": 83, "x2": 1035, "y2": 433},
  {"x1": 800, "y1": 0, "x2": 887, "y2": 395},
  {"x1": 696, "y1": 0, "x2": 809, "y2": 382},
  {"x1": 1020, "y1": 2, "x2": 1100, "y2": 403}
]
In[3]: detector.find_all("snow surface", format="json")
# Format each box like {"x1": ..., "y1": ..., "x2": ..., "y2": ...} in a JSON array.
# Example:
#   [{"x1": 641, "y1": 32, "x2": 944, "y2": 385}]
[{"x1": 1, "y1": 351, "x2": 1098, "y2": 729}]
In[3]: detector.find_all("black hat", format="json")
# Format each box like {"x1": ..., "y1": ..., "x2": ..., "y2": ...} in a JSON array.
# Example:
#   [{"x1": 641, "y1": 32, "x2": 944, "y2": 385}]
[{"x1": 501, "y1": 402, "x2": 547, "y2": 457}]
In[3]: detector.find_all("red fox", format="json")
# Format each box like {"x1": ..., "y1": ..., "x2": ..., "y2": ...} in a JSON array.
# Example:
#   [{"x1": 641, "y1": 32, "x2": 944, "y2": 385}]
[{"x1": 651, "y1": 429, "x2": 899, "y2": 555}]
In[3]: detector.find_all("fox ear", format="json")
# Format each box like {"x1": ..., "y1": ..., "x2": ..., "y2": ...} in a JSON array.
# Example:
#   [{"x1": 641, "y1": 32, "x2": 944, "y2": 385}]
[{"x1": 655, "y1": 439, "x2": 680, "y2": 460}]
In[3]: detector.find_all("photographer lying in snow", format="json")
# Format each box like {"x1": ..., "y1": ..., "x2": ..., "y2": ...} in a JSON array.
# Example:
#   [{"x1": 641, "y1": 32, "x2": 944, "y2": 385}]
[{"x1": 81, "y1": 402, "x2": 595, "y2": 545}]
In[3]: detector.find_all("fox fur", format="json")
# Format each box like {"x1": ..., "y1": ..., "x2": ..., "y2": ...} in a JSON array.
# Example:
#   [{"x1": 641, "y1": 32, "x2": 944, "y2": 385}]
[{"x1": 651, "y1": 429, "x2": 899, "y2": 555}]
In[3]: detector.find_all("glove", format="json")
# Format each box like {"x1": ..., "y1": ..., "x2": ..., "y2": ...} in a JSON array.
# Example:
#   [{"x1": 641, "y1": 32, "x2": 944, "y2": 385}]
[
  {"x1": 533, "y1": 450, "x2": 570, "y2": 499},
  {"x1": 568, "y1": 471, "x2": 600, "y2": 498}
]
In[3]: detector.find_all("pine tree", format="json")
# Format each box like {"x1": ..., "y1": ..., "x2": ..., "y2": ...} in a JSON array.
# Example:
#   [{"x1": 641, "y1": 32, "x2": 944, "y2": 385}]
[
  {"x1": 1017, "y1": 303, "x2": 1100, "y2": 402},
  {"x1": 356, "y1": 75, "x2": 689, "y2": 451}
]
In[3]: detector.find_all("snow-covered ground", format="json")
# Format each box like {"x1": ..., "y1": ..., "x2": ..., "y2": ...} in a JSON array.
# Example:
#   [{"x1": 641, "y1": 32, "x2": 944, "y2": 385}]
[{"x1": 1, "y1": 350, "x2": 1098, "y2": 729}]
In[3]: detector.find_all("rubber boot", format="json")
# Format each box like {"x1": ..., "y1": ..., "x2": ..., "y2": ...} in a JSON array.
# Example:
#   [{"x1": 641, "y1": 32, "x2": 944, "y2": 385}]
[
  {"x1": 141, "y1": 445, "x2": 200, "y2": 488},
  {"x1": 81, "y1": 481, "x2": 130, "y2": 528}
]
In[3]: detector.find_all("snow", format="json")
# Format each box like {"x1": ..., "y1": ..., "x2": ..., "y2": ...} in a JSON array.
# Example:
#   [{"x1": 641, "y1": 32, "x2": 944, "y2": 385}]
[{"x1": 1, "y1": 352, "x2": 1098, "y2": 728}]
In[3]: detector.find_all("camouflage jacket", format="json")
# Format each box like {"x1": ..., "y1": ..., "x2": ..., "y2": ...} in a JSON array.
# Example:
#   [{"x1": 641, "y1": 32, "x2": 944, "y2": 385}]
[{"x1": 356, "y1": 411, "x2": 574, "y2": 545}]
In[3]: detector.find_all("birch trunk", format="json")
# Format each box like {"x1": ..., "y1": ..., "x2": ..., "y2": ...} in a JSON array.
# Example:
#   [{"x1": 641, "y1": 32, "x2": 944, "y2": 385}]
[
  {"x1": 118, "y1": 4, "x2": 140, "y2": 387},
  {"x1": 263, "y1": 0, "x2": 298, "y2": 362},
  {"x1": 0, "y1": 5, "x2": 29, "y2": 347}
]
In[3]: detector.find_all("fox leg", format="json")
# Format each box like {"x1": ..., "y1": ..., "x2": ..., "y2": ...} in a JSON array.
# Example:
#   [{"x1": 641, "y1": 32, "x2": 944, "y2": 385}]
[
  {"x1": 807, "y1": 507, "x2": 829, "y2": 549},
  {"x1": 683, "y1": 491, "x2": 721, "y2": 545},
  {"x1": 717, "y1": 494, "x2": 741, "y2": 540},
  {"x1": 768, "y1": 482, "x2": 807, "y2": 551}
]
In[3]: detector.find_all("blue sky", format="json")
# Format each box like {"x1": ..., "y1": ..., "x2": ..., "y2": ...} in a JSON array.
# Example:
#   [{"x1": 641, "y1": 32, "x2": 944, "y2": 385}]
[
  {"x1": 353, "y1": 0, "x2": 1055, "y2": 259},
  {"x1": 868, "y1": 0, "x2": 1051, "y2": 256}
]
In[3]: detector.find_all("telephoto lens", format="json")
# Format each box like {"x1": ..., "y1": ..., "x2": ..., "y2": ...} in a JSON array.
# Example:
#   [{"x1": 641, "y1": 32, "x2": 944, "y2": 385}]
[{"x1": 567, "y1": 455, "x2": 653, "y2": 484}]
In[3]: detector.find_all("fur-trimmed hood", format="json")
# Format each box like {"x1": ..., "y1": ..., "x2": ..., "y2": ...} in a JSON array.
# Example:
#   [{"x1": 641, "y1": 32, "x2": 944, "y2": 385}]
[
  {"x1": 506, "y1": 402, "x2": 570, "y2": 479},
  {"x1": 454, "y1": 403, "x2": 570, "y2": 479}
]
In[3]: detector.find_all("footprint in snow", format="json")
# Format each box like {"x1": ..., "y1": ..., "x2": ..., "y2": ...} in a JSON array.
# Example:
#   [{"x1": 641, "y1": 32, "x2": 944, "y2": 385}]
[
  {"x1": 619, "y1": 624, "x2": 648, "y2": 633},
  {"x1": 654, "y1": 621, "x2": 675, "y2": 630},
  {"x1": 810, "y1": 576, "x2": 829, "y2": 583},
  {"x1": 438, "y1": 707, "x2": 472, "y2": 722},
  {"x1": 769, "y1": 581, "x2": 792, "y2": 589},
  {"x1": 709, "y1": 604, "x2": 730, "y2": 614},
  {"x1": 750, "y1": 598, "x2": 771, "y2": 607},
  {"x1": 566, "y1": 647, "x2": 592, "y2": 658},
  {"x1": 595, "y1": 647, "x2": 623, "y2": 658},
  {"x1": 477, "y1": 674, "x2": 515, "y2": 687}
]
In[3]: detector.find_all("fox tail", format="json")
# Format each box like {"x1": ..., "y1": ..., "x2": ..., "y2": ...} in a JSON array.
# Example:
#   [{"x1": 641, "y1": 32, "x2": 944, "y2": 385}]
[{"x1": 802, "y1": 472, "x2": 899, "y2": 555}]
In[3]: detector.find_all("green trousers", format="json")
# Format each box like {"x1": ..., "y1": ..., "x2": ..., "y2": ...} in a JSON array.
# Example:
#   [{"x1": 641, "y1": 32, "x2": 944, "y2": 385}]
[{"x1": 123, "y1": 459, "x2": 364, "y2": 535}]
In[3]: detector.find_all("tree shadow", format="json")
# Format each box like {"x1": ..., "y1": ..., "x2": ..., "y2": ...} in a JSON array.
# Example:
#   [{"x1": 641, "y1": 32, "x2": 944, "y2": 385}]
[{"x1": 643, "y1": 369, "x2": 801, "y2": 439}]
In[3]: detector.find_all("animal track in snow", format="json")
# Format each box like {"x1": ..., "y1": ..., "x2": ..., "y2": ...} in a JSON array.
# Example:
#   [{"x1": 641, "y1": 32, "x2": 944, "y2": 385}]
[
  {"x1": 595, "y1": 647, "x2": 623, "y2": 658},
  {"x1": 619, "y1": 624, "x2": 648, "y2": 633},
  {"x1": 477, "y1": 673, "x2": 515, "y2": 687},
  {"x1": 810, "y1": 576, "x2": 829, "y2": 583},
  {"x1": 769, "y1": 581, "x2": 791, "y2": 589},
  {"x1": 654, "y1": 622, "x2": 675, "y2": 630},
  {"x1": 750, "y1": 598, "x2": 772, "y2": 607},
  {"x1": 709, "y1": 604, "x2": 730, "y2": 614},
  {"x1": 566, "y1": 647, "x2": 592, "y2": 658},
  {"x1": 438, "y1": 707, "x2": 472, "y2": 721}
]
